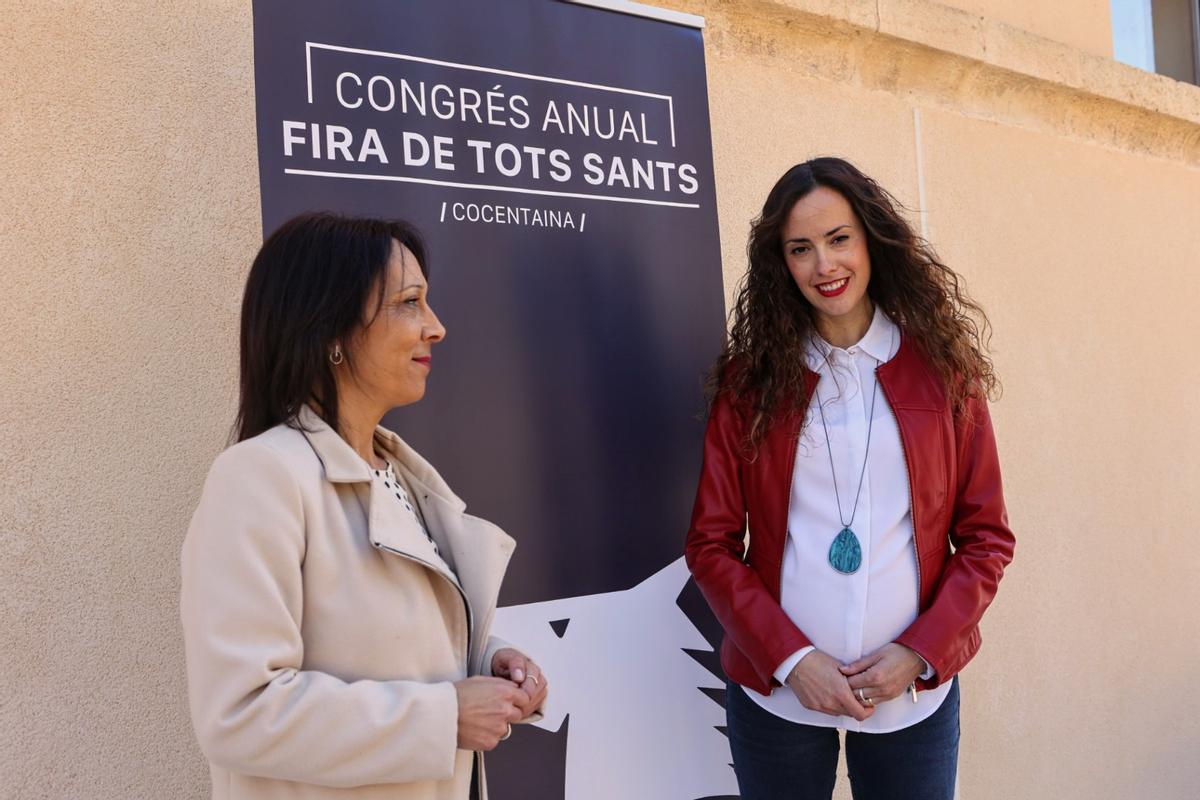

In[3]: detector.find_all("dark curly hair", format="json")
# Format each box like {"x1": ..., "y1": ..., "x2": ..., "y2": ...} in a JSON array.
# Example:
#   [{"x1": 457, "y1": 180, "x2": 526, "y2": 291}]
[{"x1": 709, "y1": 157, "x2": 998, "y2": 449}]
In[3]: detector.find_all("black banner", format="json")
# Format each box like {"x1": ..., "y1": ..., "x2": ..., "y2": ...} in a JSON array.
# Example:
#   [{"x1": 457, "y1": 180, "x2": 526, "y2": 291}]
[{"x1": 252, "y1": 1, "x2": 734, "y2": 796}]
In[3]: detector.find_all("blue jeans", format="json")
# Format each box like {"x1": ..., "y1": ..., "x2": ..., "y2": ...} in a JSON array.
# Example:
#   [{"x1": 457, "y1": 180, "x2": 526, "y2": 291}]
[{"x1": 726, "y1": 678, "x2": 960, "y2": 800}]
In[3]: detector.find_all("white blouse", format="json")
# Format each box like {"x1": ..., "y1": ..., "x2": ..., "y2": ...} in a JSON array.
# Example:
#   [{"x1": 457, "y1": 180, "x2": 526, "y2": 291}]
[{"x1": 743, "y1": 306, "x2": 952, "y2": 733}]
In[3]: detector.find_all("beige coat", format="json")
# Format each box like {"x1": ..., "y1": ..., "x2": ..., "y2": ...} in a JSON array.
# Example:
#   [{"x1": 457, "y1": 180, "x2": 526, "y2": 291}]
[{"x1": 181, "y1": 406, "x2": 516, "y2": 800}]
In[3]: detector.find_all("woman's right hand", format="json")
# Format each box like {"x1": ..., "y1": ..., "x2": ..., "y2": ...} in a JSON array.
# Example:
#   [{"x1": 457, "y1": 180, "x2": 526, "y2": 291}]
[
  {"x1": 785, "y1": 650, "x2": 875, "y2": 722},
  {"x1": 454, "y1": 677, "x2": 531, "y2": 751}
]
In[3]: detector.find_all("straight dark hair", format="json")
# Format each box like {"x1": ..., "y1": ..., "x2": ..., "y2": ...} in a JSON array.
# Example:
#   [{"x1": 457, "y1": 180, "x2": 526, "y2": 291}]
[{"x1": 235, "y1": 212, "x2": 430, "y2": 442}]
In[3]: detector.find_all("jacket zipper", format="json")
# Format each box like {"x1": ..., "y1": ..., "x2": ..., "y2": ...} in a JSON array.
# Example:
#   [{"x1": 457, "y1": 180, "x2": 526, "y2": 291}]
[
  {"x1": 374, "y1": 542, "x2": 474, "y2": 667},
  {"x1": 779, "y1": 371, "x2": 822, "y2": 578},
  {"x1": 878, "y1": 371, "x2": 923, "y2": 702},
  {"x1": 876, "y1": 369, "x2": 921, "y2": 604},
  {"x1": 770, "y1": 418, "x2": 802, "y2": 689},
  {"x1": 780, "y1": 415, "x2": 802, "y2": 579}
]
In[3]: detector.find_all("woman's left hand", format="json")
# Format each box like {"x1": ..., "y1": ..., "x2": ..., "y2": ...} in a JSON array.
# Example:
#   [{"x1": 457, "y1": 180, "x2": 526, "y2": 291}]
[
  {"x1": 839, "y1": 643, "x2": 925, "y2": 706},
  {"x1": 491, "y1": 648, "x2": 549, "y2": 718}
]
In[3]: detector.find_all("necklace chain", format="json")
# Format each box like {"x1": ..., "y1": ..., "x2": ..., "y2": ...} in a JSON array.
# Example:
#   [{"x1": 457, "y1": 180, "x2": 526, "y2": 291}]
[
  {"x1": 812, "y1": 327, "x2": 893, "y2": 529},
  {"x1": 815, "y1": 368, "x2": 878, "y2": 529}
]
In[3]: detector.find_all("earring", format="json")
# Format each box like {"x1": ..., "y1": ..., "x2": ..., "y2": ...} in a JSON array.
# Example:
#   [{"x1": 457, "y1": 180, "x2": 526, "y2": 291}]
[{"x1": 329, "y1": 345, "x2": 344, "y2": 365}]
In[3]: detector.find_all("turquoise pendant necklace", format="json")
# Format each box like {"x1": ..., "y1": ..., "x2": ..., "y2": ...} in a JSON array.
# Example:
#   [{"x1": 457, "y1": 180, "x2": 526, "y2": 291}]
[{"x1": 814, "y1": 350, "x2": 881, "y2": 575}]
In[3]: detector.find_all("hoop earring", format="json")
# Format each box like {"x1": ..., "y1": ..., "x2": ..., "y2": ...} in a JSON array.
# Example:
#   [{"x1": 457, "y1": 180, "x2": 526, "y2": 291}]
[{"x1": 329, "y1": 345, "x2": 344, "y2": 366}]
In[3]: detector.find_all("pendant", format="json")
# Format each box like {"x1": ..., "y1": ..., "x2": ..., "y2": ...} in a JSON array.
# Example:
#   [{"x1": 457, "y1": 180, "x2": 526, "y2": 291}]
[{"x1": 828, "y1": 527, "x2": 862, "y2": 574}]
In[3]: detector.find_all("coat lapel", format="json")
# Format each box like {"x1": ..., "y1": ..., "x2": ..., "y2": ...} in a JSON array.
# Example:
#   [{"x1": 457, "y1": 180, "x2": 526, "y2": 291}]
[
  {"x1": 412, "y1": 490, "x2": 514, "y2": 642},
  {"x1": 371, "y1": 422, "x2": 516, "y2": 671},
  {"x1": 365, "y1": 475, "x2": 449, "y2": 577},
  {"x1": 297, "y1": 405, "x2": 516, "y2": 631},
  {"x1": 876, "y1": 336, "x2": 945, "y2": 410}
]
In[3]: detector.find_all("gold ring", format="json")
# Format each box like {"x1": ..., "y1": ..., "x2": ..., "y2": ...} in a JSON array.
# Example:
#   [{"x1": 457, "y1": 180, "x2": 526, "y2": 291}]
[
  {"x1": 529, "y1": 675, "x2": 539, "y2": 687},
  {"x1": 857, "y1": 688, "x2": 867, "y2": 703},
  {"x1": 866, "y1": 696, "x2": 875, "y2": 707}
]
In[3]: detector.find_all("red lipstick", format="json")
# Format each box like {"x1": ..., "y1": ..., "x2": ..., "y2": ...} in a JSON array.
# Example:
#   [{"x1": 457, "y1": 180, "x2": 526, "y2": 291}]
[{"x1": 816, "y1": 277, "x2": 849, "y2": 297}]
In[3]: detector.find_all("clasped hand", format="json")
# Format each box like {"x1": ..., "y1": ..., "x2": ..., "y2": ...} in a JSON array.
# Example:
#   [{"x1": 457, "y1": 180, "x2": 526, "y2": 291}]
[
  {"x1": 454, "y1": 648, "x2": 549, "y2": 751},
  {"x1": 785, "y1": 643, "x2": 923, "y2": 721}
]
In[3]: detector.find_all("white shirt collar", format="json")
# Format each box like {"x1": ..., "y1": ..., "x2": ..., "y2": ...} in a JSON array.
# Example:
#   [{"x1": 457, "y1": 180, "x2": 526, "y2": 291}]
[{"x1": 805, "y1": 304, "x2": 898, "y2": 371}]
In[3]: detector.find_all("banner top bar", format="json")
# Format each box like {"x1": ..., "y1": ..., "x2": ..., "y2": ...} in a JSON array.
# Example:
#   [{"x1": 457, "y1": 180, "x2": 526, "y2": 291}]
[{"x1": 562, "y1": 0, "x2": 705, "y2": 29}]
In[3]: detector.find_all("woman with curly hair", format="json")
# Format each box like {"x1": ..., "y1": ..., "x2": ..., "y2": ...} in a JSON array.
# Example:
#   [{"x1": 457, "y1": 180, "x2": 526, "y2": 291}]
[{"x1": 685, "y1": 157, "x2": 1015, "y2": 800}]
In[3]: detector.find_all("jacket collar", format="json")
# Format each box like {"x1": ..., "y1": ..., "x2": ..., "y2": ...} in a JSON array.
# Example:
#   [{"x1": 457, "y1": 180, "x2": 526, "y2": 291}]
[
  {"x1": 797, "y1": 325, "x2": 945, "y2": 411},
  {"x1": 373, "y1": 423, "x2": 467, "y2": 513},
  {"x1": 296, "y1": 405, "x2": 467, "y2": 512},
  {"x1": 876, "y1": 334, "x2": 946, "y2": 410}
]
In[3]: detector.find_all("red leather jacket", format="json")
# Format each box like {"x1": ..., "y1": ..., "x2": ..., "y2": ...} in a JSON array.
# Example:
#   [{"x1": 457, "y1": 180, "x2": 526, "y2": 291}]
[{"x1": 684, "y1": 337, "x2": 1015, "y2": 695}]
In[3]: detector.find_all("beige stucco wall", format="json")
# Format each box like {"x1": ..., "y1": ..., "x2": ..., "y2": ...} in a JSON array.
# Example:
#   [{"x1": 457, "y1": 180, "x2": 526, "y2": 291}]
[
  {"x1": 0, "y1": 3, "x2": 258, "y2": 796},
  {"x1": 937, "y1": 0, "x2": 1113, "y2": 57},
  {"x1": 2, "y1": 0, "x2": 1197, "y2": 798}
]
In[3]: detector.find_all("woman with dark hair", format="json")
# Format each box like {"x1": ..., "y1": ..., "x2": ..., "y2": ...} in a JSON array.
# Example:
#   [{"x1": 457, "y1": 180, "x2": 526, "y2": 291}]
[
  {"x1": 181, "y1": 212, "x2": 547, "y2": 800},
  {"x1": 685, "y1": 158, "x2": 1014, "y2": 799}
]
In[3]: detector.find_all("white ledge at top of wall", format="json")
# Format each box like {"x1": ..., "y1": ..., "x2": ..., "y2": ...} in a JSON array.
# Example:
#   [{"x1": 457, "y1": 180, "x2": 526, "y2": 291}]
[
  {"x1": 563, "y1": 0, "x2": 705, "y2": 28},
  {"x1": 756, "y1": 0, "x2": 1200, "y2": 127}
]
